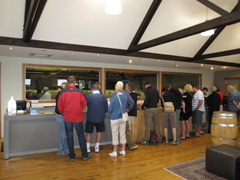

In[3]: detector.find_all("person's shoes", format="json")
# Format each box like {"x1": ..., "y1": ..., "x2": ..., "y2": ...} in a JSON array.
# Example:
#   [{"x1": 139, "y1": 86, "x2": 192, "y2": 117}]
[
  {"x1": 87, "y1": 148, "x2": 91, "y2": 153},
  {"x1": 180, "y1": 137, "x2": 186, "y2": 140},
  {"x1": 165, "y1": 140, "x2": 169, "y2": 144},
  {"x1": 119, "y1": 150, "x2": 126, "y2": 156},
  {"x1": 200, "y1": 130, "x2": 204, "y2": 134},
  {"x1": 192, "y1": 134, "x2": 200, "y2": 138},
  {"x1": 173, "y1": 141, "x2": 179, "y2": 145},
  {"x1": 95, "y1": 146, "x2": 99, "y2": 153},
  {"x1": 140, "y1": 141, "x2": 149, "y2": 145},
  {"x1": 130, "y1": 145, "x2": 138, "y2": 150},
  {"x1": 69, "y1": 157, "x2": 75, "y2": 162},
  {"x1": 82, "y1": 154, "x2": 91, "y2": 161},
  {"x1": 109, "y1": 152, "x2": 117, "y2": 158}
]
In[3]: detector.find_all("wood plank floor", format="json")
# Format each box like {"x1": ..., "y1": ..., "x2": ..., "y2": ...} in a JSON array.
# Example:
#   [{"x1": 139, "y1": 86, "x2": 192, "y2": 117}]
[{"x1": 0, "y1": 132, "x2": 240, "y2": 180}]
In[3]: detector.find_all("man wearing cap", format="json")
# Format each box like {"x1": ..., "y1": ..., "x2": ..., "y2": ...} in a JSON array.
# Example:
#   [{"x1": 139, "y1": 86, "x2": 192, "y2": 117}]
[
  {"x1": 85, "y1": 84, "x2": 108, "y2": 153},
  {"x1": 39, "y1": 86, "x2": 51, "y2": 100}
]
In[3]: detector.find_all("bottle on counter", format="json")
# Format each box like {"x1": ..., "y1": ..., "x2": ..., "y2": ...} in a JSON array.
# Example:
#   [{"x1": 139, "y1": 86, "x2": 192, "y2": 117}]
[
  {"x1": 26, "y1": 101, "x2": 31, "y2": 112},
  {"x1": 7, "y1": 96, "x2": 16, "y2": 115}
]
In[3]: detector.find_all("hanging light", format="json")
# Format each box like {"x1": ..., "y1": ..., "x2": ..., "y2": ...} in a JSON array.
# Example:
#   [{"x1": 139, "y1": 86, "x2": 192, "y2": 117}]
[
  {"x1": 200, "y1": 7, "x2": 215, "y2": 36},
  {"x1": 105, "y1": 0, "x2": 122, "y2": 15},
  {"x1": 201, "y1": 29, "x2": 215, "y2": 36}
]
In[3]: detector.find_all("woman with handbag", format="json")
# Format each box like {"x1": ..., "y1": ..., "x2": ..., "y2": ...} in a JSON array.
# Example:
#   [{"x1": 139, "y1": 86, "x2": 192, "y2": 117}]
[
  {"x1": 108, "y1": 82, "x2": 128, "y2": 157},
  {"x1": 161, "y1": 87, "x2": 179, "y2": 145}
]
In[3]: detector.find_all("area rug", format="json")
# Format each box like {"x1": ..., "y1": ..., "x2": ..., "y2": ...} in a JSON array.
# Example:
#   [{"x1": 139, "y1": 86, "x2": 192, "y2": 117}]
[{"x1": 164, "y1": 158, "x2": 226, "y2": 180}]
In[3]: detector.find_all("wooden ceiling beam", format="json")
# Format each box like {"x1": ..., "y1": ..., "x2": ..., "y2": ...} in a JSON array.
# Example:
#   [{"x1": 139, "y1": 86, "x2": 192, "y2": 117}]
[
  {"x1": 193, "y1": 4, "x2": 239, "y2": 59},
  {"x1": 194, "y1": 48, "x2": 240, "y2": 60},
  {"x1": 0, "y1": 37, "x2": 187, "y2": 61},
  {"x1": 128, "y1": 0, "x2": 162, "y2": 49},
  {"x1": 23, "y1": 0, "x2": 47, "y2": 42},
  {"x1": 128, "y1": 11, "x2": 240, "y2": 52},
  {"x1": 1, "y1": 37, "x2": 239, "y2": 67},
  {"x1": 196, "y1": 0, "x2": 229, "y2": 16}
]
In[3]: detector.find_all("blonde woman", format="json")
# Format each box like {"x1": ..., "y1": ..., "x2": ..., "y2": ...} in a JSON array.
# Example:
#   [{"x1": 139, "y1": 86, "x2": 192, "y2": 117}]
[
  {"x1": 108, "y1": 83, "x2": 127, "y2": 157},
  {"x1": 180, "y1": 84, "x2": 193, "y2": 139}
]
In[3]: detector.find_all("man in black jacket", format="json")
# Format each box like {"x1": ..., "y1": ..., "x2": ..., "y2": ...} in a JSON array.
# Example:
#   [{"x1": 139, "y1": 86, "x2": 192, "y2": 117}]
[
  {"x1": 207, "y1": 86, "x2": 221, "y2": 133},
  {"x1": 141, "y1": 82, "x2": 161, "y2": 145}
]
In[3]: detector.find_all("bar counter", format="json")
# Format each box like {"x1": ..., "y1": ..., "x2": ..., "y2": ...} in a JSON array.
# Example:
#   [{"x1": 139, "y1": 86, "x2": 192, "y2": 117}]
[
  {"x1": 4, "y1": 111, "x2": 112, "y2": 160},
  {"x1": 4, "y1": 107, "x2": 196, "y2": 159}
]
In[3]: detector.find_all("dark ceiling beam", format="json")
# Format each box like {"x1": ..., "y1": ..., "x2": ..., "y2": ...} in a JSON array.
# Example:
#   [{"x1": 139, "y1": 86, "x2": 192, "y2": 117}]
[
  {"x1": 128, "y1": 11, "x2": 240, "y2": 52},
  {"x1": 1, "y1": 37, "x2": 239, "y2": 67},
  {"x1": 193, "y1": 4, "x2": 239, "y2": 59},
  {"x1": 0, "y1": 36, "x2": 187, "y2": 61},
  {"x1": 193, "y1": 26, "x2": 225, "y2": 58},
  {"x1": 23, "y1": 0, "x2": 47, "y2": 42},
  {"x1": 196, "y1": 0, "x2": 229, "y2": 16},
  {"x1": 194, "y1": 48, "x2": 240, "y2": 60},
  {"x1": 128, "y1": 0, "x2": 162, "y2": 49}
]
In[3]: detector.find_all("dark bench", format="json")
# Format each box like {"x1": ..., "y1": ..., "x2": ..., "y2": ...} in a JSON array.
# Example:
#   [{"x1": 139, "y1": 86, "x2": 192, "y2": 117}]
[{"x1": 206, "y1": 144, "x2": 240, "y2": 180}]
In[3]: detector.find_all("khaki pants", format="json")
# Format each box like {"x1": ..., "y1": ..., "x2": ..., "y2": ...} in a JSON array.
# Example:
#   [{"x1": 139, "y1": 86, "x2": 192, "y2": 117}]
[
  {"x1": 110, "y1": 118, "x2": 126, "y2": 145},
  {"x1": 168, "y1": 109, "x2": 180, "y2": 141},
  {"x1": 128, "y1": 116, "x2": 135, "y2": 131},
  {"x1": 144, "y1": 108, "x2": 161, "y2": 141}
]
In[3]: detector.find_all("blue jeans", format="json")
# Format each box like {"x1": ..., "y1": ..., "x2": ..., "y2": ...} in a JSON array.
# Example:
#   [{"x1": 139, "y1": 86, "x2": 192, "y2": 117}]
[
  {"x1": 55, "y1": 114, "x2": 69, "y2": 154},
  {"x1": 64, "y1": 121, "x2": 88, "y2": 159}
]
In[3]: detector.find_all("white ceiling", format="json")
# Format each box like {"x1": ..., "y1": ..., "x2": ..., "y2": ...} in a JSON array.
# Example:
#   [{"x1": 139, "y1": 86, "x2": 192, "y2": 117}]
[{"x1": 0, "y1": 0, "x2": 239, "y2": 66}]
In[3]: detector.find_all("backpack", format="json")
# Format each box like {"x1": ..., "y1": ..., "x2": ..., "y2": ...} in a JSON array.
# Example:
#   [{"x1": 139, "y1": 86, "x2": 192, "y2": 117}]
[{"x1": 149, "y1": 130, "x2": 159, "y2": 146}]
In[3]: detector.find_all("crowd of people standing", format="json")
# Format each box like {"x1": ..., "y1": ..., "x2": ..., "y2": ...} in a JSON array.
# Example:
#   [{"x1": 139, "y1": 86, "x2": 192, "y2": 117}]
[{"x1": 54, "y1": 75, "x2": 240, "y2": 162}]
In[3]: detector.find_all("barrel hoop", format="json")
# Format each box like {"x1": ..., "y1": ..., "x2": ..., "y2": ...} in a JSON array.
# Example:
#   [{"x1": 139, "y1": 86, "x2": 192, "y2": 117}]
[
  {"x1": 211, "y1": 136, "x2": 237, "y2": 141},
  {"x1": 212, "y1": 116, "x2": 237, "y2": 119},
  {"x1": 213, "y1": 113, "x2": 236, "y2": 117},
  {"x1": 212, "y1": 122, "x2": 238, "y2": 127}
]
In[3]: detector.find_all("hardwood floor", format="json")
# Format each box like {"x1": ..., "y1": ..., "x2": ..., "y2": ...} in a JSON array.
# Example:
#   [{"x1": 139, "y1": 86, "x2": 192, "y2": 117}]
[{"x1": 0, "y1": 132, "x2": 240, "y2": 180}]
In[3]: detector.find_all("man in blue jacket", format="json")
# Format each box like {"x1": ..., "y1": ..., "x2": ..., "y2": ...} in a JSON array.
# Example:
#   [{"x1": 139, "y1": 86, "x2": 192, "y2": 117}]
[{"x1": 85, "y1": 84, "x2": 108, "y2": 153}]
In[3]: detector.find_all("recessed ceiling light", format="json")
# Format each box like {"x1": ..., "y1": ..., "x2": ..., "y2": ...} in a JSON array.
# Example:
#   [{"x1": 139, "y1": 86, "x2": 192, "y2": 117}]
[
  {"x1": 158, "y1": 60, "x2": 161, "y2": 62},
  {"x1": 96, "y1": 54, "x2": 100, "y2": 57},
  {"x1": 201, "y1": 64, "x2": 203, "y2": 66},
  {"x1": 223, "y1": 66, "x2": 226, "y2": 69},
  {"x1": 211, "y1": 67, "x2": 213, "y2": 70},
  {"x1": 9, "y1": 47, "x2": 13, "y2": 50},
  {"x1": 129, "y1": 59, "x2": 132, "y2": 63},
  {"x1": 176, "y1": 64, "x2": 179, "y2": 67},
  {"x1": 71, "y1": 52, "x2": 74, "y2": 54}
]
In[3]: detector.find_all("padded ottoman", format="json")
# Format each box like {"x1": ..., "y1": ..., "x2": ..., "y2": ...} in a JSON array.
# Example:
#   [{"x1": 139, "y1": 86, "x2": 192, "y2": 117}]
[{"x1": 206, "y1": 144, "x2": 240, "y2": 180}]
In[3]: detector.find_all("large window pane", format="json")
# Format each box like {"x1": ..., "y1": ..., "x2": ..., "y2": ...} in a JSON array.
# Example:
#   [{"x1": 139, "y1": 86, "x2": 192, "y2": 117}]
[
  {"x1": 25, "y1": 66, "x2": 100, "y2": 100},
  {"x1": 106, "y1": 70, "x2": 158, "y2": 98},
  {"x1": 162, "y1": 73, "x2": 201, "y2": 89}
]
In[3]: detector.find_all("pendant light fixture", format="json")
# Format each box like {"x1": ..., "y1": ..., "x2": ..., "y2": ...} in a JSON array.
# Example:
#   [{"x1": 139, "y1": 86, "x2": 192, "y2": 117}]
[
  {"x1": 201, "y1": 7, "x2": 215, "y2": 36},
  {"x1": 105, "y1": 0, "x2": 122, "y2": 15}
]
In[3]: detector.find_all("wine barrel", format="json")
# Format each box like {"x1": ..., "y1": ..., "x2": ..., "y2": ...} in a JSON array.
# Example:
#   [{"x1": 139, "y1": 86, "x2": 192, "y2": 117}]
[{"x1": 211, "y1": 111, "x2": 239, "y2": 146}]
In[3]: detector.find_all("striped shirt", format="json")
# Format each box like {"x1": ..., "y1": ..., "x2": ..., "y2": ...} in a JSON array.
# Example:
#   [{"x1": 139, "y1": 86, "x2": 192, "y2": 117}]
[
  {"x1": 192, "y1": 90, "x2": 205, "y2": 111},
  {"x1": 227, "y1": 92, "x2": 239, "y2": 112}
]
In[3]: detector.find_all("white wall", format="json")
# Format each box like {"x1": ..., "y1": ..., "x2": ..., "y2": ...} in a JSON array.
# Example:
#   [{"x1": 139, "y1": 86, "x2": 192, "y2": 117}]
[{"x1": 0, "y1": 56, "x2": 214, "y2": 137}]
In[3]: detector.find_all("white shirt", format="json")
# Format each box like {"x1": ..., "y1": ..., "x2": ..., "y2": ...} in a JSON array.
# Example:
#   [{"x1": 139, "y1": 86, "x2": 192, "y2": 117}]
[{"x1": 192, "y1": 90, "x2": 205, "y2": 112}]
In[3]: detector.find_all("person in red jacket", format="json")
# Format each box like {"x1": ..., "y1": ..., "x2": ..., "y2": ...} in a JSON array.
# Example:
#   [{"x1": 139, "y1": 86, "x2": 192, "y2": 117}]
[
  {"x1": 216, "y1": 87, "x2": 224, "y2": 111},
  {"x1": 58, "y1": 76, "x2": 90, "y2": 162}
]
